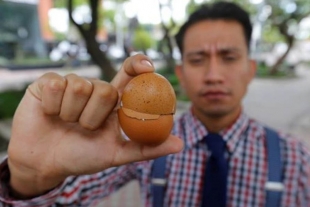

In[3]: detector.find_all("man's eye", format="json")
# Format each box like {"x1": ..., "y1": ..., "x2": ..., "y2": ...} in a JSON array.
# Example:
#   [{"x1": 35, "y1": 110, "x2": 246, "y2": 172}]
[
  {"x1": 223, "y1": 56, "x2": 236, "y2": 62},
  {"x1": 189, "y1": 58, "x2": 203, "y2": 64}
]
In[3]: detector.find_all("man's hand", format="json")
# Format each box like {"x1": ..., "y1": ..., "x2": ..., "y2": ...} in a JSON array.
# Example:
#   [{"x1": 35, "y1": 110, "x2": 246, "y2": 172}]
[{"x1": 7, "y1": 54, "x2": 183, "y2": 198}]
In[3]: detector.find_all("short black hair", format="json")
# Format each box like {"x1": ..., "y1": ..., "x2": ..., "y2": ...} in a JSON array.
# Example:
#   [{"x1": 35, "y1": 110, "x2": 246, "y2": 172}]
[{"x1": 175, "y1": 1, "x2": 252, "y2": 56}]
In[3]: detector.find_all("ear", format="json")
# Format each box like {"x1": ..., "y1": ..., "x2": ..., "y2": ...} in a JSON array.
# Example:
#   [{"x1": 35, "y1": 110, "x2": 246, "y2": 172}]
[{"x1": 247, "y1": 59, "x2": 257, "y2": 83}]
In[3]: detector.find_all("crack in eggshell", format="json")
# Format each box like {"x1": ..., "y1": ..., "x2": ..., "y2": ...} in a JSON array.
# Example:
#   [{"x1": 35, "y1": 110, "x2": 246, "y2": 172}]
[{"x1": 121, "y1": 107, "x2": 161, "y2": 120}]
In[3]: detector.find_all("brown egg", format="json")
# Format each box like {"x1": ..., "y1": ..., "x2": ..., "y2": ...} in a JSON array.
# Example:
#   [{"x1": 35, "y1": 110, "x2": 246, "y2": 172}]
[{"x1": 118, "y1": 72, "x2": 176, "y2": 146}]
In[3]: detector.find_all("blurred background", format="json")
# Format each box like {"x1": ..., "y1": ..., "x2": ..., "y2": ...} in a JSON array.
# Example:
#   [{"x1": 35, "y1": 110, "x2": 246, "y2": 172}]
[{"x1": 0, "y1": 0, "x2": 310, "y2": 206}]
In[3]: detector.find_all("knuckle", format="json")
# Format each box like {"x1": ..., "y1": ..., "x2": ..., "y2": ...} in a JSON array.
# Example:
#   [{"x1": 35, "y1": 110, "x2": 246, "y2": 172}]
[
  {"x1": 72, "y1": 80, "x2": 92, "y2": 96},
  {"x1": 67, "y1": 75, "x2": 93, "y2": 96},
  {"x1": 46, "y1": 78, "x2": 66, "y2": 92},
  {"x1": 41, "y1": 72, "x2": 59, "y2": 78},
  {"x1": 97, "y1": 82, "x2": 118, "y2": 100}
]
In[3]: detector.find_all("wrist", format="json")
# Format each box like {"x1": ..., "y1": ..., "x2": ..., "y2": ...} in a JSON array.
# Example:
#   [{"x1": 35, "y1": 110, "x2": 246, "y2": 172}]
[{"x1": 8, "y1": 159, "x2": 65, "y2": 199}]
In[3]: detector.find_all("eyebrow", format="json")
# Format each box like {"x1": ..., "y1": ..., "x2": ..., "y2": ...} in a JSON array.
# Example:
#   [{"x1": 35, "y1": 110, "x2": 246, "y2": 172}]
[{"x1": 185, "y1": 47, "x2": 241, "y2": 57}]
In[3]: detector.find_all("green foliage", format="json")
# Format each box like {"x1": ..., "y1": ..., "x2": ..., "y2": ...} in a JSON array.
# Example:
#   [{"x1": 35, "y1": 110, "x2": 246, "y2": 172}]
[
  {"x1": 256, "y1": 61, "x2": 294, "y2": 78},
  {"x1": 262, "y1": 25, "x2": 285, "y2": 43},
  {"x1": 186, "y1": 0, "x2": 200, "y2": 15},
  {"x1": 53, "y1": 31, "x2": 67, "y2": 41},
  {"x1": 157, "y1": 67, "x2": 189, "y2": 101},
  {"x1": 14, "y1": 58, "x2": 61, "y2": 65},
  {"x1": 53, "y1": 0, "x2": 87, "y2": 8},
  {"x1": 264, "y1": 0, "x2": 310, "y2": 36},
  {"x1": 132, "y1": 29, "x2": 154, "y2": 52},
  {"x1": 0, "y1": 57, "x2": 64, "y2": 68},
  {"x1": 166, "y1": 73, "x2": 179, "y2": 87},
  {"x1": 0, "y1": 89, "x2": 25, "y2": 119},
  {"x1": 102, "y1": 9, "x2": 116, "y2": 25}
]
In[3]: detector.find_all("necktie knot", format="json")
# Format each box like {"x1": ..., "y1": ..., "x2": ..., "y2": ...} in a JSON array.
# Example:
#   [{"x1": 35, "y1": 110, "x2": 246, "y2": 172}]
[{"x1": 205, "y1": 133, "x2": 225, "y2": 157}]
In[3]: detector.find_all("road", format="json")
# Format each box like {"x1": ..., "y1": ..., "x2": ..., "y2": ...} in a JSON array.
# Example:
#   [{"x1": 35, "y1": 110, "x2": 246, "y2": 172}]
[{"x1": 243, "y1": 64, "x2": 310, "y2": 146}]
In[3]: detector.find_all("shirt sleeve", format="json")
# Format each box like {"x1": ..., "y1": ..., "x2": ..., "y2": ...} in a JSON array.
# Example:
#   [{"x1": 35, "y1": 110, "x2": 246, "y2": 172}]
[
  {"x1": 297, "y1": 143, "x2": 310, "y2": 206},
  {"x1": 0, "y1": 157, "x2": 138, "y2": 206},
  {"x1": 0, "y1": 158, "x2": 65, "y2": 206}
]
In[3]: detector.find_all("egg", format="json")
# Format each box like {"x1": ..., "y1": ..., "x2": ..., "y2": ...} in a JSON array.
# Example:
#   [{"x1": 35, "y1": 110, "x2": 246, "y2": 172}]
[{"x1": 118, "y1": 72, "x2": 176, "y2": 146}]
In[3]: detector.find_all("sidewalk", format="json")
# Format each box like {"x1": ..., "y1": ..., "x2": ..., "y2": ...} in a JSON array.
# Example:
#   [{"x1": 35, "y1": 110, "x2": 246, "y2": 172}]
[{"x1": 0, "y1": 66, "x2": 101, "y2": 93}]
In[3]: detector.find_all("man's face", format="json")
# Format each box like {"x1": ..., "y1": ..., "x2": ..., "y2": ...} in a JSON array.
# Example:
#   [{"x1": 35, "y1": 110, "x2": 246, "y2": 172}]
[{"x1": 176, "y1": 20, "x2": 256, "y2": 120}]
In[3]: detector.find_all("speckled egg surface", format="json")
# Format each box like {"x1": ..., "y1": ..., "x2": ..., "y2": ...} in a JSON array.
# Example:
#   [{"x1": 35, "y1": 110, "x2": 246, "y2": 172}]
[{"x1": 121, "y1": 72, "x2": 176, "y2": 115}]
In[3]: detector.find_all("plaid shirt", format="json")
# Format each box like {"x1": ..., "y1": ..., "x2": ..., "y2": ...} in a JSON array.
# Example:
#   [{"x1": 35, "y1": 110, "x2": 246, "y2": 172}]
[{"x1": 0, "y1": 110, "x2": 310, "y2": 207}]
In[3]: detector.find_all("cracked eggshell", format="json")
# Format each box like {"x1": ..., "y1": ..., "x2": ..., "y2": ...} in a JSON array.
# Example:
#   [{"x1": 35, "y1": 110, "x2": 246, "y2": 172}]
[
  {"x1": 118, "y1": 72, "x2": 176, "y2": 145},
  {"x1": 118, "y1": 108, "x2": 174, "y2": 145}
]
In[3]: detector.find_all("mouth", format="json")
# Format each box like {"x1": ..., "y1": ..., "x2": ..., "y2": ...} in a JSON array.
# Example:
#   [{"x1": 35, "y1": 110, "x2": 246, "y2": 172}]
[{"x1": 201, "y1": 91, "x2": 229, "y2": 100}]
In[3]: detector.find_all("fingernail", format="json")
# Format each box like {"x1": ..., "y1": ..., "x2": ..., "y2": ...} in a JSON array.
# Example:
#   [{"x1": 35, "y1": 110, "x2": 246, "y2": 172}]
[{"x1": 141, "y1": 60, "x2": 152, "y2": 67}]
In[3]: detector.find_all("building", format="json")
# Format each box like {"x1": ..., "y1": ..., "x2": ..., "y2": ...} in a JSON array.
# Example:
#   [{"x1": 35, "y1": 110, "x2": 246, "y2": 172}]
[{"x1": 0, "y1": 0, "x2": 53, "y2": 61}]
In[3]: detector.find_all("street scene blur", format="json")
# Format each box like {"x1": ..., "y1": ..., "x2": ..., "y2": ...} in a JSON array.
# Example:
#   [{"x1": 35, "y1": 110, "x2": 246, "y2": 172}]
[{"x1": 0, "y1": 0, "x2": 310, "y2": 206}]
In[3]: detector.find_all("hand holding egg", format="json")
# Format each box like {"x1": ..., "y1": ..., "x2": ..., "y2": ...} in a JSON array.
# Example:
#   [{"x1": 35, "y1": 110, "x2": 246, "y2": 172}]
[{"x1": 7, "y1": 54, "x2": 183, "y2": 198}]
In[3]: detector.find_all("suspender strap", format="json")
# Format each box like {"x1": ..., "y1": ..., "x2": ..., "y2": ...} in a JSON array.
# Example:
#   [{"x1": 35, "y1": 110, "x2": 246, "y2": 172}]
[
  {"x1": 265, "y1": 127, "x2": 283, "y2": 207},
  {"x1": 151, "y1": 156, "x2": 167, "y2": 207}
]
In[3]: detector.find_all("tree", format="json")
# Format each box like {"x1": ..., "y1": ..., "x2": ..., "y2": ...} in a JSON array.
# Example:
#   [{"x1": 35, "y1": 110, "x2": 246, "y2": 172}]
[
  {"x1": 157, "y1": 0, "x2": 179, "y2": 73},
  {"x1": 67, "y1": 0, "x2": 117, "y2": 81},
  {"x1": 54, "y1": 0, "x2": 132, "y2": 81},
  {"x1": 263, "y1": 0, "x2": 310, "y2": 75},
  {"x1": 132, "y1": 28, "x2": 154, "y2": 54}
]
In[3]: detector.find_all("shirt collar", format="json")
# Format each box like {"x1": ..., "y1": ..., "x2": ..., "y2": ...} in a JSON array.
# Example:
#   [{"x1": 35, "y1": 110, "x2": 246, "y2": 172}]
[
  {"x1": 220, "y1": 113, "x2": 250, "y2": 154},
  {"x1": 183, "y1": 109, "x2": 250, "y2": 153}
]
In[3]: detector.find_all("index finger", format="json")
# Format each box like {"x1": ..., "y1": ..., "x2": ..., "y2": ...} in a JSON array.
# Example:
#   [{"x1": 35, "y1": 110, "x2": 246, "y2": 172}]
[{"x1": 110, "y1": 54, "x2": 154, "y2": 92}]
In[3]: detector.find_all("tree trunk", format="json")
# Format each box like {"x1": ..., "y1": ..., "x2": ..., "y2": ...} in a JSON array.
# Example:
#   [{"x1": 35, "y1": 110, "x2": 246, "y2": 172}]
[
  {"x1": 269, "y1": 37, "x2": 294, "y2": 75},
  {"x1": 84, "y1": 34, "x2": 117, "y2": 81},
  {"x1": 157, "y1": 1, "x2": 176, "y2": 73},
  {"x1": 165, "y1": 35, "x2": 176, "y2": 70},
  {"x1": 156, "y1": 26, "x2": 176, "y2": 73},
  {"x1": 68, "y1": 0, "x2": 117, "y2": 81}
]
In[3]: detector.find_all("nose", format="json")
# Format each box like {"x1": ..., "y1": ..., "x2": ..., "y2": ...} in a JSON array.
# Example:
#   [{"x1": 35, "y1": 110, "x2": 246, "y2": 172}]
[{"x1": 203, "y1": 55, "x2": 224, "y2": 85}]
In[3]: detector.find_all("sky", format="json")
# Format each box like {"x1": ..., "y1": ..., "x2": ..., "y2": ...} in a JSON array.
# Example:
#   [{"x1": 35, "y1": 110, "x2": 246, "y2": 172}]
[{"x1": 121, "y1": 0, "x2": 191, "y2": 24}]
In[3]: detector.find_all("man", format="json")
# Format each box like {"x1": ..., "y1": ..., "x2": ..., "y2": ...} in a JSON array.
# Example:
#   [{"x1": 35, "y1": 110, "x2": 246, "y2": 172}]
[{"x1": 0, "y1": 1, "x2": 309, "y2": 207}]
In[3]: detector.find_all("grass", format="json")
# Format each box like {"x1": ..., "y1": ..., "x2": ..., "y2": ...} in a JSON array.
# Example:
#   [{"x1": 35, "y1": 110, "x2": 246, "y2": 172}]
[
  {"x1": 0, "y1": 57, "x2": 65, "y2": 69},
  {"x1": 0, "y1": 89, "x2": 24, "y2": 150},
  {"x1": 0, "y1": 89, "x2": 26, "y2": 119}
]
